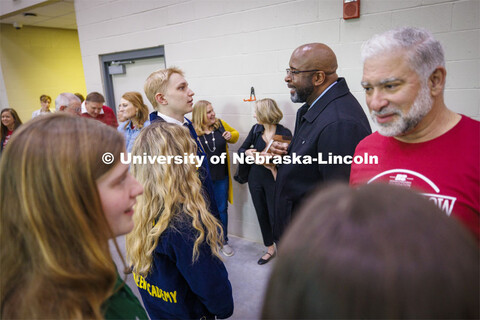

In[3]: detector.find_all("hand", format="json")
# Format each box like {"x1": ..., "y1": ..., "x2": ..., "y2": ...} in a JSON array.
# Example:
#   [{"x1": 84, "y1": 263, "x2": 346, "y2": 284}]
[
  {"x1": 222, "y1": 131, "x2": 232, "y2": 141},
  {"x1": 245, "y1": 149, "x2": 257, "y2": 157},
  {"x1": 269, "y1": 141, "x2": 288, "y2": 156}
]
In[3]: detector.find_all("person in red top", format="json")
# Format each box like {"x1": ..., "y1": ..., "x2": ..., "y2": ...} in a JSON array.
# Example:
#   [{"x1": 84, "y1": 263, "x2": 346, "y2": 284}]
[
  {"x1": 350, "y1": 27, "x2": 479, "y2": 240},
  {"x1": 1, "y1": 108, "x2": 22, "y2": 154},
  {"x1": 81, "y1": 92, "x2": 118, "y2": 128}
]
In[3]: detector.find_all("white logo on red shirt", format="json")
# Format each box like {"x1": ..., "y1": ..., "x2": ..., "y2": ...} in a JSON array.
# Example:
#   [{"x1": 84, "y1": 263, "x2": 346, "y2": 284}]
[{"x1": 367, "y1": 169, "x2": 457, "y2": 216}]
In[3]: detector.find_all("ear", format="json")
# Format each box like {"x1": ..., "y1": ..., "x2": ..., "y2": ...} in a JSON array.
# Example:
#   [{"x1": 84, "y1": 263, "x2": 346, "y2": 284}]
[
  {"x1": 312, "y1": 71, "x2": 326, "y2": 86},
  {"x1": 155, "y1": 93, "x2": 167, "y2": 105},
  {"x1": 428, "y1": 67, "x2": 446, "y2": 97}
]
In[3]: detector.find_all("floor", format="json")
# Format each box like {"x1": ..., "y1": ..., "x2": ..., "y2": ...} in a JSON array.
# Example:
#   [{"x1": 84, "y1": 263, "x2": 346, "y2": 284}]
[{"x1": 110, "y1": 234, "x2": 273, "y2": 320}]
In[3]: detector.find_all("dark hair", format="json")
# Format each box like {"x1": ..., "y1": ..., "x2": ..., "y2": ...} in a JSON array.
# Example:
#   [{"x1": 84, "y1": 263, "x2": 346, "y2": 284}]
[
  {"x1": 262, "y1": 183, "x2": 479, "y2": 319},
  {"x1": 85, "y1": 92, "x2": 105, "y2": 103},
  {"x1": 40, "y1": 94, "x2": 51, "y2": 103},
  {"x1": 1, "y1": 108, "x2": 23, "y2": 142}
]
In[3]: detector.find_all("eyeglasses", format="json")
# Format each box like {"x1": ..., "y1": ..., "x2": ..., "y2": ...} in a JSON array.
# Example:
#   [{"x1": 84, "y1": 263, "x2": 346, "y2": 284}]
[{"x1": 286, "y1": 69, "x2": 320, "y2": 77}]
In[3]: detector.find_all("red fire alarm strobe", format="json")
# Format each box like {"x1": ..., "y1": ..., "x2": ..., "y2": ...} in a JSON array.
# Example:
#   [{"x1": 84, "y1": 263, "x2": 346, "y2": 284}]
[{"x1": 343, "y1": 0, "x2": 360, "y2": 20}]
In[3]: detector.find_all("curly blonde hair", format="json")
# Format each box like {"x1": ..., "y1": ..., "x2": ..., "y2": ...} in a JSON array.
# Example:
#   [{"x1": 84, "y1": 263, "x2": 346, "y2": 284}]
[{"x1": 126, "y1": 122, "x2": 223, "y2": 276}]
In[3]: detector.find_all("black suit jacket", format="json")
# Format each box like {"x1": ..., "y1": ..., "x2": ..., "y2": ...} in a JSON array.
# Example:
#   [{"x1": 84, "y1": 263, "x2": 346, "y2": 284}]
[{"x1": 273, "y1": 78, "x2": 371, "y2": 241}]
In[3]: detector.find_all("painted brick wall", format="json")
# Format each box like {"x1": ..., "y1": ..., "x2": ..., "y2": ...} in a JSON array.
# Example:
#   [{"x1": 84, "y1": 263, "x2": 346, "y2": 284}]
[{"x1": 74, "y1": 0, "x2": 479, "y2": 243}]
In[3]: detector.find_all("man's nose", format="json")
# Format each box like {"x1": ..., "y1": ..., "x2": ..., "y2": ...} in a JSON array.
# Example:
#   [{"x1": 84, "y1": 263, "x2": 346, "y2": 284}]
[{"x1": 368, "y1": 90, "x2": 388, "y2": 112}]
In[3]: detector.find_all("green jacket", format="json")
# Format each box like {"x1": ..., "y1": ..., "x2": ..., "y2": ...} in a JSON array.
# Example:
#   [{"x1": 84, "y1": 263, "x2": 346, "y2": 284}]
[{"x1": 103, "y1": 274, "x2": 149, "y2": 320}]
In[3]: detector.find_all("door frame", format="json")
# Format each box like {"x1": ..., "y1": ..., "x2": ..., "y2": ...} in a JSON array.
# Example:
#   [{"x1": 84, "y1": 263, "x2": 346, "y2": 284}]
[{"x1": 100, "y1": 46, "x2": 165, "y2": 112}]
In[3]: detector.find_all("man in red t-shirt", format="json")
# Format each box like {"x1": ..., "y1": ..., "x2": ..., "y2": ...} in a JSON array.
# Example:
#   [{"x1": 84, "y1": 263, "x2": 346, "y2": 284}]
[
  {"x1": 350, "y1": 27, "x2": 479, "y2": 240},
  {"x1": 81, "y1": 92, "x2": 118, "y2": 128}
]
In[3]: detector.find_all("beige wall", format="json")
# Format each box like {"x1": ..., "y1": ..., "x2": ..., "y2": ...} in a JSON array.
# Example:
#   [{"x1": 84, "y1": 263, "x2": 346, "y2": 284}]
[{"x1": 0, "y1": 24, "x2": 86, "y2": 122}]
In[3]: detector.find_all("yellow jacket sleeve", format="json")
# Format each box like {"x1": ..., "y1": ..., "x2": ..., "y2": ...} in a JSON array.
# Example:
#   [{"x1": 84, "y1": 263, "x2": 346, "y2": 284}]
[{"x1": 220, "y1": 119, "x2": 239, "y2": 204}]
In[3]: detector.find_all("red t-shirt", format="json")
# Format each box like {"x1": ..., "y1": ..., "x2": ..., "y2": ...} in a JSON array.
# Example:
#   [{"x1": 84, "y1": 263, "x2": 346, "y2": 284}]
[
  {"x1": 350, "y1": 115, "x2": 480, "y2": 240},
  {"x1": 81, "y1": 105, "x2": 119, "y2": 128}
]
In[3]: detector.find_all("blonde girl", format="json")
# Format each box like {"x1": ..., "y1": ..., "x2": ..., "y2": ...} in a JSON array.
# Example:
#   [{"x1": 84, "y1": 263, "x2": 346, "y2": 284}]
[
  {"x1": 126, "y1": 121, "x2": 234, "y2": 320},
  {"x1": 192, "y1": 100, "x2": 239, "y2": 256}
]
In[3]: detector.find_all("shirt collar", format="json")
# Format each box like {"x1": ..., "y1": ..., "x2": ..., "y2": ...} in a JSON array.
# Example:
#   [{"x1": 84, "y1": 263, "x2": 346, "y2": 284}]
[
  {"x1": 81, "y1": 101, "x2": 105, "y2": 115},
  {"x1": 156, "y1": 111, "x2": 187, "y2": 126},
  {"x1": 308, "y1": 81, "x2": 338, "y2": 110}
]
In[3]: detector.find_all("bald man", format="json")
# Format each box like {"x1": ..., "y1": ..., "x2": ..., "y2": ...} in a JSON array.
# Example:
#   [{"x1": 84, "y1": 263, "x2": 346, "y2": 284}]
[{"x1": 273, "y1": 43, "x2": 371, "y2": 241}]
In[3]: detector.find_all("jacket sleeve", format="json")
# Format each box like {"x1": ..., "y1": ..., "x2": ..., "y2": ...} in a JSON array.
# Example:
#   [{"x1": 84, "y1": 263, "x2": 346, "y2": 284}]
[
  {"x1": 220, "y1": 119, "x2": 239, "y2": 144},
  {"x1": 317, "y1": 120, "x2": 370, "y2": 182},
  {"x1": 171, "y1": 229, "x2": 234, "y2": 319},
  {"x1": 237, "y1": 125, "x2": 256, "y2": 154}
]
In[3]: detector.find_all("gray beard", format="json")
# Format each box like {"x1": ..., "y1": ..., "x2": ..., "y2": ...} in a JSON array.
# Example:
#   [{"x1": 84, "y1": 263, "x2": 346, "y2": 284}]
[
  {"x1": 290, "y1": 85, "x2": 314, "y2": 103},
  {"x1": 371, "y1": 84, "x2": 433, "y2": 137}
]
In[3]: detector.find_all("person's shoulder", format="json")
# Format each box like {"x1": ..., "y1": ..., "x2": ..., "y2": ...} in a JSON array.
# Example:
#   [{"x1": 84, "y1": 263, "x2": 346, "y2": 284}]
[
  {"x1": 103, "y1": 105, "x2": 115, "y2": 113},
  {"x1": 451, "y1": 115, "x2": 480, "y2": 145},
  {"x1": 117, "y1": 121, "x2": 128, "y2": 132},
  {"x1": 103, "y1": 274, "x2": 148, "y2": 320},
  {"x1": 277, "y1": 124, "x2": 292, "y2": 136},
  {"x1": 252, "y1": 123, "x2": 264, "y2": 132},
  {"x1": 164, "y1": 215, "x2": 196, "y2": 238},
  {"x1": 356, "y1": 131, "x2": 382, "y2": 146},
  {"x1": 219, "y1": 118, "x2": 233, "y2": 127},
  {"x1": 459, "y1": 114, "x2": 480, "y2": 128}
]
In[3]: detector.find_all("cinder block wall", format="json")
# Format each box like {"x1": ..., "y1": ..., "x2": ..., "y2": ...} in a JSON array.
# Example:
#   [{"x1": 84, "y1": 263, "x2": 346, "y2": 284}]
[{"x1": 74, "y1": 0, "x2": 479, "y2": 243}]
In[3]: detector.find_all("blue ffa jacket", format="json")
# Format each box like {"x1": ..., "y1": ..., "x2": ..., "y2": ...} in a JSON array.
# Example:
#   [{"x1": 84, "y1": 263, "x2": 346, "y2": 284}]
[
  {"x1": 274, "y1": 78, "x2": 371, "y2": 241},
  {"x1": 148, "y1": 112, "x2": 220, "y2": 219},
  {"x1": 134, "y1": 217, "x2": 234, "y2": 319}
]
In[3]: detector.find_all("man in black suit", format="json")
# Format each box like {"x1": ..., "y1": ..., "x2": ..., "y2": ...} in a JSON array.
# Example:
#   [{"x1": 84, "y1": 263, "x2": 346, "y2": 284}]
[{"x1": 272, "y1": 43, "x2": 371, "y2": 242}]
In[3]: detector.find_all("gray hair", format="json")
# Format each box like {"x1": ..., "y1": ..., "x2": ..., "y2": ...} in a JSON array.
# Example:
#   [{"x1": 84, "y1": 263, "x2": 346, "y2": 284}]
[
  {"x1": 55, "y1": 93, "x2": 81, "y2": 111},
  {"x1": 361, "y1": 27, "x2": 445, "y2": 81}
]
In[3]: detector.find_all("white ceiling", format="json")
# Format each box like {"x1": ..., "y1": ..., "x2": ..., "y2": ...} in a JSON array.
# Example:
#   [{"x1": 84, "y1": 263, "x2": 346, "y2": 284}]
[{"x1": 0, "y1": 0, "x2": 76, "y2": 30}]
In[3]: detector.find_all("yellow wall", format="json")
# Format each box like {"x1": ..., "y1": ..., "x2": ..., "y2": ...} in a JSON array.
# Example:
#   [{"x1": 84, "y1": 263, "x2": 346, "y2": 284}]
[{"x1": 0, "y1": 24, "x2": 86, "y2": 122}]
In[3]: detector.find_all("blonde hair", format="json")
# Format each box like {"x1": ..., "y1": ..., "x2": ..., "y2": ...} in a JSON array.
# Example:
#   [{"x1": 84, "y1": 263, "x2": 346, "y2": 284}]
[
  {"x1": 121, "y1": 91, "x2": 149, "y2": 129},
  {"x1": 192, "y1": 100, "x2": 220, "y2": 136},
  {"x1": 0, "y1": 114, "x2": 125, "y2": 319},
  {"x1": 255, "y1": 98, "x2": 283, "y2": 125},
  {"x1": 126, "y1": 122, "x2": 223, "y2": 276},
  {"x1": 144, "y1": 67, "x2": 184, "y2": 110}
]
